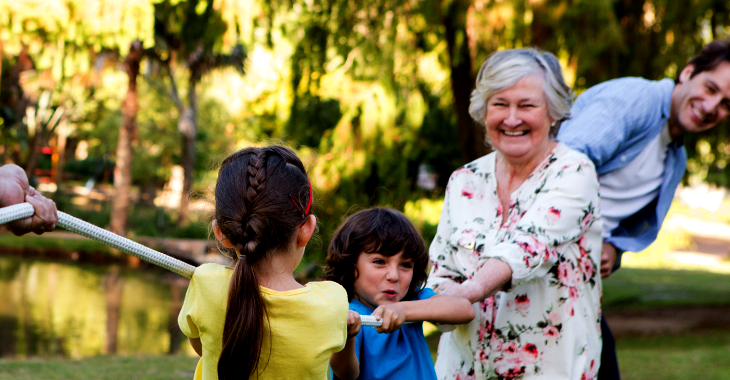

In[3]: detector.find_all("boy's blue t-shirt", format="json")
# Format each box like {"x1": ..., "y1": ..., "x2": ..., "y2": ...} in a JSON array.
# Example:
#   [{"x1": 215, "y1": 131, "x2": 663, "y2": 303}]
[{"x1": 343, "y1": 288, "x2": 438, "y2": 380}]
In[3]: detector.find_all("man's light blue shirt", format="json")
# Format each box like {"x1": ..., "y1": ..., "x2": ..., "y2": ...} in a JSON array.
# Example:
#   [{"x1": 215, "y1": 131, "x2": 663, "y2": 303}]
[{"x1": 558, "y1": 77, "x2": 686, "y2": 260}]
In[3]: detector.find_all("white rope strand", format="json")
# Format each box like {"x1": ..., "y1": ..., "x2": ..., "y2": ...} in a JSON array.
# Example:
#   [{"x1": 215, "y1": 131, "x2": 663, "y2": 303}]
[
  {"x1": 359, "y1": 315, "x2": 381, "y2": 327},
  {"x1": 0, "y1": 203, "x2": 195, "y2": 278},
  {"x1": 0, "y1": 203, "x2": 383, "y2": 326},
  {"x1": 0, "y1": 203, "x2": 34, "y2": 225},
  {"x1": 58, "y1": 211, "x2": 196, "y2": 278}
]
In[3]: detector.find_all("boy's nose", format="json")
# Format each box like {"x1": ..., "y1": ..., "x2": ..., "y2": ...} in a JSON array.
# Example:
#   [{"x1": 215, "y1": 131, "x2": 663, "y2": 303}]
[{"x1": 385, "y1": 265, "x2": 398, "y2": 282}]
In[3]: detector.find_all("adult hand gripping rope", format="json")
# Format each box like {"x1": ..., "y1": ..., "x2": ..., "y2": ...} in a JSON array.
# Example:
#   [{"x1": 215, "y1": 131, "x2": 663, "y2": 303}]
[{"x1": 0, "y1": 203, "x2": 382, "y2": 327}]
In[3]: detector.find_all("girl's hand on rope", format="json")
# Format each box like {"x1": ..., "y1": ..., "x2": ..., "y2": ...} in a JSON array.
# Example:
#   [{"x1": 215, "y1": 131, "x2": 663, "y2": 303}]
[
  {"x1": 346, "y1": 310, "x2": 361, "y2": 339},
  {"x1": 0, "y1": 164, "x2": 57, "y2": 235},
  {"x1": 372, "y1": 303, "x2": 406, "y2": 334}
]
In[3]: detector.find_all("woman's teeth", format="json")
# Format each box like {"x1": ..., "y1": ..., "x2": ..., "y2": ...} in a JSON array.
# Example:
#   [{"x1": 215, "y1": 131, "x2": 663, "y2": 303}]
[{"x1": 504, "y1": 130, "x2": 527, "y2": 136}]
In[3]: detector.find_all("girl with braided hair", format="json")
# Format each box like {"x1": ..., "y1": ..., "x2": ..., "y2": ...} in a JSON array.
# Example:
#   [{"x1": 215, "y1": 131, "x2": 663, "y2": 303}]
[{"x1": 178, "y1": 145, "x2": 356, "y2": 380}]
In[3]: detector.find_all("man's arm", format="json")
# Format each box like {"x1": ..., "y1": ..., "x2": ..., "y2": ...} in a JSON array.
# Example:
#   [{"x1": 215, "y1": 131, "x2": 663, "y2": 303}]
[
  {"x1": 0, "y1": 164, "x2": 57, "y2": 235},
  {"x1": 559, "y1": 78, "x2": 664, "y2": 170}
]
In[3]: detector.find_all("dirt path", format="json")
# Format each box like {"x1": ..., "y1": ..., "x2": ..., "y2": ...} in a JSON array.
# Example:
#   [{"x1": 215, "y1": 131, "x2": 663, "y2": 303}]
[{"x1": 605, "y1": 305, "x2": 730, "y2": 336}]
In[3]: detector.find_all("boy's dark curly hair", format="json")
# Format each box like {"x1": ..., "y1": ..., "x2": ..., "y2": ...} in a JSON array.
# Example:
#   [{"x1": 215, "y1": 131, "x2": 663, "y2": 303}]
[{"x1": 324, "y1": 207, "x2": 429, "y2": 302}]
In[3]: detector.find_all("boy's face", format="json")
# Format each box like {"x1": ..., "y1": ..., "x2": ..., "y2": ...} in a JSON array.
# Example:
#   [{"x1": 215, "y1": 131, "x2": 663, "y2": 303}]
[{"x1": 353, "y1": 250, "x2": 414, "y2": 309}]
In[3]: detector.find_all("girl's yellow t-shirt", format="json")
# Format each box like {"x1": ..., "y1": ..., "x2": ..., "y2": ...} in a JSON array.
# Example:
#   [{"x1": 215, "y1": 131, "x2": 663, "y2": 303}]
[{"x1": 178, "y1": 263, "x2": 348, "y2": 380}]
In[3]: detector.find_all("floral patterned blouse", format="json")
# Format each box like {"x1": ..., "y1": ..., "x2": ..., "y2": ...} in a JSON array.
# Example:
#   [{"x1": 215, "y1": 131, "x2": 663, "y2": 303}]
[{"x1": 427, "y1": 143, "x2": 603, "y2": 380}]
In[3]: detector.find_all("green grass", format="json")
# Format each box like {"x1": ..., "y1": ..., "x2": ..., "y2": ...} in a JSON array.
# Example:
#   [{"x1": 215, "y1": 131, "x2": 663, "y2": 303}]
[
  {"x1": 617, "y1": 330, "x2": 730, "y2": 380},
  {"x1": 0, "y1": 355, "x2": 199, "y2": 380},
  {"x1": 425, "y1": 326, "x2": 730, "y2": 380},
  {"x1": 603, "y1": 268, "x2": 730, "y2": 311}
]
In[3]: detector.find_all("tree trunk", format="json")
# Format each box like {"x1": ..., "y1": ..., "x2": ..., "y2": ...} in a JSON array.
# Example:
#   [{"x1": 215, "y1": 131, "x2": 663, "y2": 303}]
[
  {"x1": 444, "y1": 0, "x2": 489, "y2": 164},
  {"x1": 24, "y1": 117, "x2": 43, "y2": 180},
  {"x1": 177, "y1": 80, "x2": 197, "y2": 228},
  {"x1": 110, "y1": 42, "x2": 143, "y2": 236},
  {"x1": 53, "y1": 119, "x2": 68, "y2": 200}
]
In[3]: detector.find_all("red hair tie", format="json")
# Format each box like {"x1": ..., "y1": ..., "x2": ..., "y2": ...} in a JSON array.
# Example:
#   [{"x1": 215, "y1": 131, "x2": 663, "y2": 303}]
[
  {"x1": 304, "y1": 179, "x2": 312, "y2": 214},
  {"x1": 289, "y1": 179, "x2": 313, "y2": 226}
]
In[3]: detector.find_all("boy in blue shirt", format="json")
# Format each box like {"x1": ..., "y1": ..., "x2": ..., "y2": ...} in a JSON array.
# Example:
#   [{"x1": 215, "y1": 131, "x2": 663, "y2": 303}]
[{"x1": 325, "y1": 208, "x2": 474, "y2": 380}]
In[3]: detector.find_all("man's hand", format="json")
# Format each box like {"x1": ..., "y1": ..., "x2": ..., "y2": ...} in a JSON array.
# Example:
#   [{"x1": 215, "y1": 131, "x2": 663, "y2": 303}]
[
  {"x1": 601, "y1": 241, "x2": 619, "y2": 278},
  {"x1": 372, "y1": 303, "x2": 407, "y2": 334},
  {"x1": 0, "y1": 164, "x2": 58, "y2": 235}
]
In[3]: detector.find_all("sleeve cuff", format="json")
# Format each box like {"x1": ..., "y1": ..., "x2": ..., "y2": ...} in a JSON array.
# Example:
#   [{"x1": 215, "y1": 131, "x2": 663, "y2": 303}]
[{"x1": 484, "y1": 242, "x2": 553, "y2": 286}]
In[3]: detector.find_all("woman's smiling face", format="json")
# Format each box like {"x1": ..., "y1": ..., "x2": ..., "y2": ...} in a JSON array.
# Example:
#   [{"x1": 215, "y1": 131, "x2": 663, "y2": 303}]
[
  {"x1": 352, "y1": 251, "x2": 414, "y2": 309},
  {"x1": 485, "y1": 75, "x2": 555, "y2": 166}
]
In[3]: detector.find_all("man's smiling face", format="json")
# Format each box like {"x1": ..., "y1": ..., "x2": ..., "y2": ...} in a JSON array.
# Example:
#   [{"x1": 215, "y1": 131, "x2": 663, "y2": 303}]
[{"x1": 670, "y1": 61, "x2": 730, "y2": 139}]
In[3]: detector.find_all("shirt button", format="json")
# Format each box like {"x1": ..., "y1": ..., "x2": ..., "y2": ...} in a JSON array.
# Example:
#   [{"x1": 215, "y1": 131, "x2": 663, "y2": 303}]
[{"x1": 620, "y1": 155, "x2": 627, "y2": 162}]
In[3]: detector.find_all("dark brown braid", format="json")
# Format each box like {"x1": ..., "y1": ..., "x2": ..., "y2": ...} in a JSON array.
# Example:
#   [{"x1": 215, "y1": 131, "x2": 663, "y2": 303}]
[
  {"x1": 215, "y1": 145, "x2": 312, "y2": 380},
  {"x1": 239, "y1": 149, "x2": 267, "y2": 258}
]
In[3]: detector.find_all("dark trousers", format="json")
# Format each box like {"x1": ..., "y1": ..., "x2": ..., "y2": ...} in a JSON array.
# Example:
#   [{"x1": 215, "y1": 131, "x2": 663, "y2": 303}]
[{"x1": 598, "y1": 315, "x2": 621, "y2": 380}]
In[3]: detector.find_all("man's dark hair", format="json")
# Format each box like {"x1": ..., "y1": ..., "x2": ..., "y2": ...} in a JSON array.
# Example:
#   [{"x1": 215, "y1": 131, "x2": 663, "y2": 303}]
[
  {"x1": 324, "y1": 207, "x2": 429, "y2": 302},
  {"x1": 676, "y1": 40, "x2": 730, "y2": 83}
]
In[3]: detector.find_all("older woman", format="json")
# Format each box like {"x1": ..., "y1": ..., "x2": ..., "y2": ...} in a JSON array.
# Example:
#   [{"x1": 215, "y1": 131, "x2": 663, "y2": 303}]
[{"x1": 427, "y1": 49, "x2": 602, "y2": 380}]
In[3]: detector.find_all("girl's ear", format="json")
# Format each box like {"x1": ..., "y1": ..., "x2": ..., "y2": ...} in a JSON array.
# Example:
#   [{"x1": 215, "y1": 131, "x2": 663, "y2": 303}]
[
  {"x1": 212, "y1": 219, "x2": 234, "y2": 248},
  {"x1": 296, "y1": 215, "x2": 317, "y2": 248}
]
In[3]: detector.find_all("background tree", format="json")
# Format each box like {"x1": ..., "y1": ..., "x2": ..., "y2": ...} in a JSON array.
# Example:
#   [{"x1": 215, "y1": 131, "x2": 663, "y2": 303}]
[
  {"x1": 149, "y1": 0, "x2": 245, "y2": 227},
  {"x1": 2, "y1": 0, "x2": 730, "y2": 265}
]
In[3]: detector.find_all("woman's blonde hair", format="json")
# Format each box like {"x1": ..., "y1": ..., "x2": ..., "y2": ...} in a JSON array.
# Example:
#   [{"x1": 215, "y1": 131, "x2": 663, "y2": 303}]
[{"x1": 469, "y1": 48, "x2": 574, "y2": 140}]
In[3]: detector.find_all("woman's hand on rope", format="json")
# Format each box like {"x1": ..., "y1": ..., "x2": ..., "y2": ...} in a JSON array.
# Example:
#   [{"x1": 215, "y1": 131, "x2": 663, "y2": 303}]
[
  {"x1": 432, "y1": 279, "x2": 457, "y2": 294},
  {"x1": 372, "y1": 303, "x2": 407, "y2": 334},
  {"x1": 0, "y1": 164, "x2": 57, "y2": 235}
]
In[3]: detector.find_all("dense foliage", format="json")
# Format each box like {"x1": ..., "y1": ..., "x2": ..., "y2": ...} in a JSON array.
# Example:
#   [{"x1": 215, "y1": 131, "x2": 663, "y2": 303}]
[{"x1": 1, "y1": 0, "x2": 730, "y2": 264}]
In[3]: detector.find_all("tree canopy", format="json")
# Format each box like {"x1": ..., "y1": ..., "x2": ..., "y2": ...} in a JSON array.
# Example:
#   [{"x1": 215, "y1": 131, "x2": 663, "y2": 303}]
[{"x1": 2, "y1": 0, "x2": 729, "y2": 263}]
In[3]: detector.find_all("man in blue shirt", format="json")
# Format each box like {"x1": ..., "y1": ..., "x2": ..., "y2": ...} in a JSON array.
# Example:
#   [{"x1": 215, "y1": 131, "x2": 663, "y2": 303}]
[{"x1": 558, "y1": 40, "x2": 730, "y2": 379}]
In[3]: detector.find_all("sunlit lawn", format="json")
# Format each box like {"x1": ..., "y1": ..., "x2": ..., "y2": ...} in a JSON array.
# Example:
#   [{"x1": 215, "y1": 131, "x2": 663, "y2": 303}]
[
  {"x1": 0, "y1": 355, "x2": 199, "y2": 380},
  {"x1": 426, "y1": 323, "x2": 730, "y2": 380},
  {"x1": 603, "y1": 267, "x2": 730, "y2": 310},
  {"x1": 617, "y1": 330, "x2": 730, "y2": 380}
]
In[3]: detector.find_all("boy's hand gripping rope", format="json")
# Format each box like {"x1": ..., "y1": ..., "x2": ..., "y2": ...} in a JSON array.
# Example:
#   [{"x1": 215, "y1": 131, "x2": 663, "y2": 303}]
[{"x1": 0, "y1": 203, "x2": 383, "y2": 327}]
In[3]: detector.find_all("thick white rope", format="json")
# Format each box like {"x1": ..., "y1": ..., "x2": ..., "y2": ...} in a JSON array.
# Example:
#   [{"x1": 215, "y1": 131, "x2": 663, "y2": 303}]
[
  {"x1": 0, "y1": 203, "x2": 383, "y2": 327},
  {"x1": 2, "y1": 203, "x2": 196, "y2": 278}
]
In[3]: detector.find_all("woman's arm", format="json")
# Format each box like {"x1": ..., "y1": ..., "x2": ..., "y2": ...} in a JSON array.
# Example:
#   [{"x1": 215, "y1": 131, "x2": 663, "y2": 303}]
[
  {"x1": 371, "y1": 294, "x2": 476, "y2": 334},
  {"x1": 438, "y1": 258, "x2": 512, "y2": 304},
  {"x1": 329, "y1": 310, "x2": 361, "y2": 380}
]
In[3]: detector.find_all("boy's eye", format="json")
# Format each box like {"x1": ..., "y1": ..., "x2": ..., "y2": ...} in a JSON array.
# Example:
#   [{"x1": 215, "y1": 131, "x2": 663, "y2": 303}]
[
  {"x1": 400, "y1": 262, "x2": 414, "y2": 269},
  {"x1": 372, "y1": 258, "x2": 385, "y2": 265}
]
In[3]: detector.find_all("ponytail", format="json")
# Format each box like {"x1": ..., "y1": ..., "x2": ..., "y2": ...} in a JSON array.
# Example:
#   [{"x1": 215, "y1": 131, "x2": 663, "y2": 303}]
[
  {"x1": 214, "y1": 146, "x2": 311, "y2": 379},
  {"x1": 218, "y1": 256, "x2": 266, "y2": 380}
]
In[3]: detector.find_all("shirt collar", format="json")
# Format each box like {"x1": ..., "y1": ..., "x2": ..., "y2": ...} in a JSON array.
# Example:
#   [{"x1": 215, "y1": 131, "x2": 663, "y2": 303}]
[
  {"x1": 669, "y1": 135, "x2": 684, "y2": 148},
  {"x1": 660, "y1": 78, "x2": 675, "y2": 120}
]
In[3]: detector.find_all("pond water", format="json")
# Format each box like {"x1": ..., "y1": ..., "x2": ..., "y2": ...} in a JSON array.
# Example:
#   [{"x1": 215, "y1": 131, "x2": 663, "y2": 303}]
[{"x1": 0, "y1": 254, "x2": 195, "y2": 358}]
